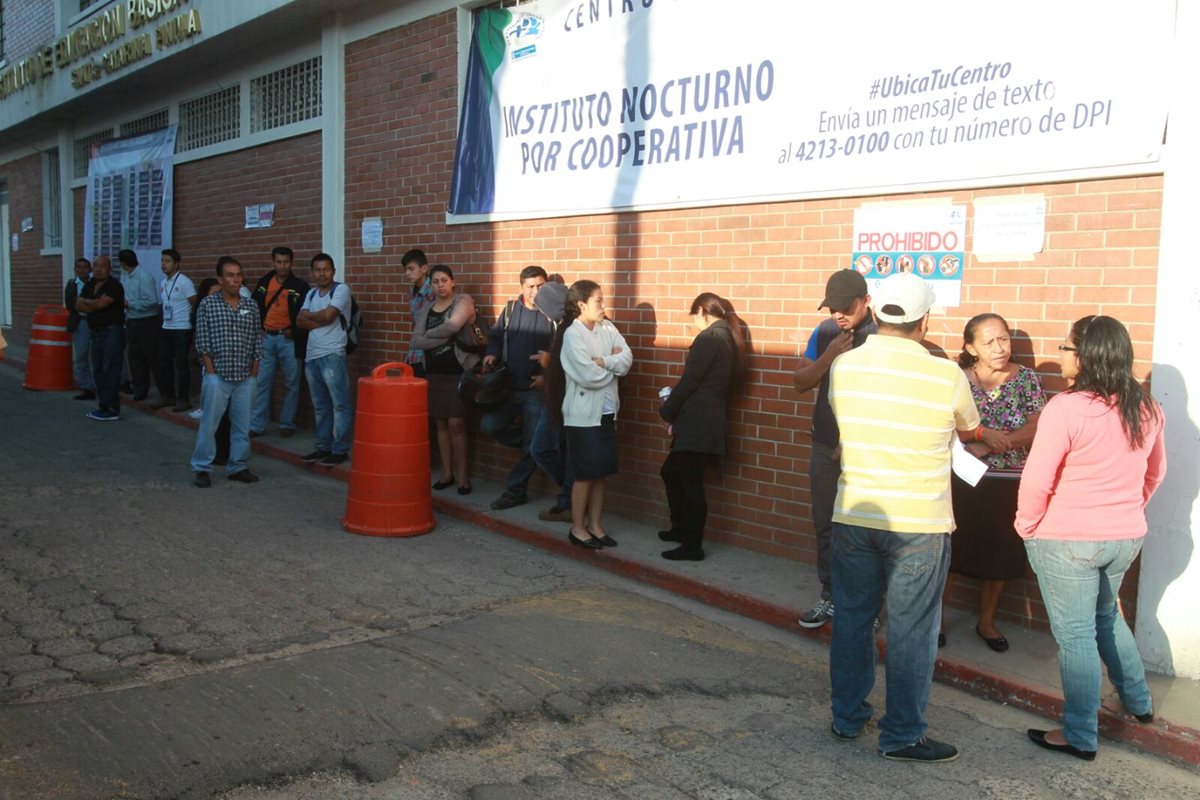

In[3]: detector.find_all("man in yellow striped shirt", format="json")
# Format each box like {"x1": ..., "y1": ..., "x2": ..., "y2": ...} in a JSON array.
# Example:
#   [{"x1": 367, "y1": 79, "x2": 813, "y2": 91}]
[{"x1": 826, "y1": 272, "x2": 980, "y2": 763}]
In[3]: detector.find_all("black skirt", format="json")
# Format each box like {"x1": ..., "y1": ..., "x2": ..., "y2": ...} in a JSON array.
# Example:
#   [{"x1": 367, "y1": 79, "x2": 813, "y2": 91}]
[
  {"x1": 950, "y1": 473, "x2": 1028, "y2": 580},
  {"x1": 565, "y1": 414, "x2": 619, "y2": 481}
]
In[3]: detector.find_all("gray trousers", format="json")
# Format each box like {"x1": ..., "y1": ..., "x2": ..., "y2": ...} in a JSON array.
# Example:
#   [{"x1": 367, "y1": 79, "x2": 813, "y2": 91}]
[{"x1": 808, "y1": 440, "x2": 841, "y2": 600}]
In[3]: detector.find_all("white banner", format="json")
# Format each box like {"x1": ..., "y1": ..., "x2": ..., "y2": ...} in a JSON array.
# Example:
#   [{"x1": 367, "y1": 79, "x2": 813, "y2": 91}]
[
  {"x1": 83, "y1": 126, "x2": 177, "y2": 281},
  {"x1": 449, "y1": 0, "x2": 1172, "y2": 220}
]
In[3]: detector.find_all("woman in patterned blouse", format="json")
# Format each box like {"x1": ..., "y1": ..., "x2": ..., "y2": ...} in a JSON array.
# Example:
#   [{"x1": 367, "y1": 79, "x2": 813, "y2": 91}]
[{"x1": 942, "y1": 313, "x2": 1045, "y2": 653}]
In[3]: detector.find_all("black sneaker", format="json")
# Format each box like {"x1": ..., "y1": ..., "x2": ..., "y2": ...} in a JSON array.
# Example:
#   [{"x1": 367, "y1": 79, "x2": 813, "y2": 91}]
[
  {"x1": 490, "y1": 492, "x2": 528, "y2": 510},
  {"x1": 193, "y1": 472, "x2": 211, "y2": 488},
  {"x1": 880, "y1": 738, "x2": 959, "y2": 763},
  {"x1": 319, "y1": 453, "x2": 348, "y2": 467},
  {"x1": 227, "y1": 470, "x2": 261, "y2": 484},
  {"x1": 830, "y1": 723, "x2": 862, "y2": 742},
  {"x1": 798, "y1": 599, "x2": 834, "y2": 629},
  {"x1": 538, "y1": 505, "x2": 573, "y2": 522},
  {"x1": 302, "y1": 449, "x2": 331, "y2": 463},
  {"x1": 73, "y1": 390, "x2": 96, "y2": 401}
]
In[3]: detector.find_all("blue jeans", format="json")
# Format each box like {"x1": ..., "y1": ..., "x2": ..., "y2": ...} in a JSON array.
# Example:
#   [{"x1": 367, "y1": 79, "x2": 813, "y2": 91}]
[
  {"x1": 830, "y1": 523, "x2": 949, "y2": 752},
  {"x1": 1026, "y1": 537, "x2": 1152, "y2": 751},
  {"x1": 305, "y1": 354, "x2": 352, "y2": 455},
  {"x1": 531, "y1": 408, "x2": 573, "y2": 509},
  {"x1": 191, "y1": 374, "x2": 256, "y2": 474},
  {"x1": 480, "y1": 389, "x2": 543, "y2": 496},
  {"x1": 89, "y1": 325, "x2": 125, "y2": 414},
  {"x1": 71, "y1": 323, "x2": 94, "y2": 391},
  {"x1": 251, "y1": 333, "x2": 300, "y2": 432}
]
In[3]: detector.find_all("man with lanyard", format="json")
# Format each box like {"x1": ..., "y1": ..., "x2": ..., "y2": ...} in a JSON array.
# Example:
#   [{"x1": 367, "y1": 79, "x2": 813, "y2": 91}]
[
  {"x1": 793, "y1": 269, "x2": 877, "y2": 629},
  {"x1": 296, "y1": 253, "x2": 353, "y2": 467},
  {"x1": 154, "y1": 249, "x2": 198, "y2": 412},
  {"x1": 250, "y1": 246, "x2": 309, "y2": 438},
  {"x1": 481, "y1": 266, "x2": 556, "y2": 511},
  {"x1": 64, "y1": 257, "x2": 95, "y2": 401},
  {"x1": 402, "y1": 248, "x2": 435, "y2": 377},
  {"x1": 118, "y1": 248, "x2": 163, "y2": 402},
  {"x1": 74, "y1": 255, "x2": 125, "y2": 421},
  {"x1": 191, "y1": 257, "x2": 263, "y2": 488}
]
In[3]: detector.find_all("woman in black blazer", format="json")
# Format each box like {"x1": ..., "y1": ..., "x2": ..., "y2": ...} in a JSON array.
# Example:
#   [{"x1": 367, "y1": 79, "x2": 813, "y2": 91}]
[{"x1": 658, "y1": 293, "x2": 746, "y2": 561}]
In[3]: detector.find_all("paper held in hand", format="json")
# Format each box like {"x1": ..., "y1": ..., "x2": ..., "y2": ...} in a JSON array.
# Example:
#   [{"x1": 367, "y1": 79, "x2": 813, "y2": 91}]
[{"x1": 951, "y1": 437, "x2": 989, "y2": 487}]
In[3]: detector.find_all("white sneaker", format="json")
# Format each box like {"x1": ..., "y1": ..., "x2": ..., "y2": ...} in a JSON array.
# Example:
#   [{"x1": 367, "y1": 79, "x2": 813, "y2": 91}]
[
  {"x1": 188, "y1": 408, "x2": 204, "y2": 419},
  {"x1": 798, "y1": 599, "x2": 834, "y2": 629}
]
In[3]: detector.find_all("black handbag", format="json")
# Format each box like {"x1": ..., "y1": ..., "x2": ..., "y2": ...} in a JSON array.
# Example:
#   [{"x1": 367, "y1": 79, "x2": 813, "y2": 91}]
[{"x1": 459, "y1": 362, "x2": 511, "y2": 406}]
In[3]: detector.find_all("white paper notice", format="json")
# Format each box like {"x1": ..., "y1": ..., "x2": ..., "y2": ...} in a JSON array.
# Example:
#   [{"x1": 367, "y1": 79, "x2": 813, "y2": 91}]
[
  {"x1": 361, "y1": 217, "x2": 383, "y2": 253},
  {"x1": 973, "y1": 197, "x2": 1046, "y2": 257},
  {"x1": 951, "y1": 437, "x2": 989, "y2": 487}
]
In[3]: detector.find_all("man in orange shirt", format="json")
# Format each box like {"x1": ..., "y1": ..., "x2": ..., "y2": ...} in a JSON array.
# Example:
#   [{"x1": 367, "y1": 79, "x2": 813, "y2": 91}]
[{"x1": 250, "y1": 246, "x2": 309, "y2": 438}]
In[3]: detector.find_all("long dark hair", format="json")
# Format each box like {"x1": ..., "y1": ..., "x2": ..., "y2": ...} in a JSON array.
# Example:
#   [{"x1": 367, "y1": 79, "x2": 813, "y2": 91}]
[
  {"x1": 1068, "y1": 315, "x2": 1160, "y2": 449},
  {"x1": 957, "y1": 313, "x2": 1009, "y2": 369},
  {"x1": 690, "y1": 292, "x2": 747, "y2": 380},
  {"x1": 543, "y1": 280, "x2": 600, "y2": 426}
]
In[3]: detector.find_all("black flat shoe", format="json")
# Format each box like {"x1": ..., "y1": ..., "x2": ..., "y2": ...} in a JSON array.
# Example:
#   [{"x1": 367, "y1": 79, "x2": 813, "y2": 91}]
[
  {"x1": 432, "y1": 477, "x2": 454, "y2": 490},
  {"x1": 976, "y1": 624, "x2": 1009, "y2": 653},
  {"x1": 1135, "y1": 712, "x2": 1155, "y2": 724},
  {"x1": 568, "y1": 529, "x2": 603, "y2": 550},
  {"x1": 662, "y1": 545, "x2": 705, "y2": 561},
  {"x1": 596, "y1": 535, "x2": 617, "y2": 547},
  {"x1": 658, "y1": 529, "x2": 683, "y2": 543},
  {"x1": 1027, "y1": 729, "x2": 1096, "y2": 761},
  {"x1": 457, "y1": 484, "x2": 472, "y2": 495}
]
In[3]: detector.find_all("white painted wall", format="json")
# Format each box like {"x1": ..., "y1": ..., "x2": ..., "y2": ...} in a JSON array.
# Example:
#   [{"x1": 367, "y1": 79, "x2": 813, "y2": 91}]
[{"x1": 1137, "y1": 1, "x2": 1200, "y2": 679}]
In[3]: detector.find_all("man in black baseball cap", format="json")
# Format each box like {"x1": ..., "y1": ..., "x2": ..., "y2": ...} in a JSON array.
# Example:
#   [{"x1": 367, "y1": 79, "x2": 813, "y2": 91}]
[{"x1": 793, "y1": 268, "x2": 876, "y2": 629}]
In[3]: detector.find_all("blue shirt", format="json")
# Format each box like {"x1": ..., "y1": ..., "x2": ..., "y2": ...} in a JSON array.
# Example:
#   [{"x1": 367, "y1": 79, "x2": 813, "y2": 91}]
[{"x1": 122, "y1": 266, "x2": 161, "y2": 319}]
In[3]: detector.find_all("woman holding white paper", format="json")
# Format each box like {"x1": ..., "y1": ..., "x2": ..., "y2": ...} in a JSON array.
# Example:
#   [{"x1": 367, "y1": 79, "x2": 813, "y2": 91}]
[{"x1": 942, "y1": 313, "x2": 1045, "y2": 652}]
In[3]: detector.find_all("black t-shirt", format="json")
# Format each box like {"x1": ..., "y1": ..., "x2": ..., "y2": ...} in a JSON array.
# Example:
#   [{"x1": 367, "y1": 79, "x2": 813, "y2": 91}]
[
  {"x1": 423, "y1": 307, "x2": 461, "y2": 374},
  {"x1": 82, "y1": 278, "x2": 126, "y2": 329}
]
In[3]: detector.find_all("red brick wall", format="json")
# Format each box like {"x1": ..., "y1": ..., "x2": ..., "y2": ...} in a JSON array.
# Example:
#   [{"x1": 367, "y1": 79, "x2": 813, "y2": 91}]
[
  {"x1": 67, "y1": 134, "x2": 326, "y2": 419},
  {"x1": 344, "y1": 12, "x2": 1162, "y2": 631},
  {"x1": 4, "y1": 152, "x2": 62, "y2": 346}
]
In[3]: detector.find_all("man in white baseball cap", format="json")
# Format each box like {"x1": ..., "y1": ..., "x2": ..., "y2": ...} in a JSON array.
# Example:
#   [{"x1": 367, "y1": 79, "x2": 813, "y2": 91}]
[{"x1": 825, "y1": 271, "x2": 981, "y2": 763}]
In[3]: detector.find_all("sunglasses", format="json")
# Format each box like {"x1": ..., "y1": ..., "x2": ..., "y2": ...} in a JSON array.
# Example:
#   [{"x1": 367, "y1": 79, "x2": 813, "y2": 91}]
[{"x1": 1057, "y1": 345, "x2": 1077, "y2": 352}]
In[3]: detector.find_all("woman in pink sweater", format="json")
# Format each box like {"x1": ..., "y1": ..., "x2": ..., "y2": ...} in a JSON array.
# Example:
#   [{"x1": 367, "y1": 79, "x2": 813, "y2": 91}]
[{"x1": 1016, "y1": 316, "x2": 1166, "y2": 761}]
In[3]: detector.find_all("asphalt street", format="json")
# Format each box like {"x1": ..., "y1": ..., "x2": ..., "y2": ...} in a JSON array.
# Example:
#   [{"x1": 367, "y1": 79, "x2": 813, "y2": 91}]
[{"x1": 0, "y1": 368, "x2": 1196, "y2": 799}]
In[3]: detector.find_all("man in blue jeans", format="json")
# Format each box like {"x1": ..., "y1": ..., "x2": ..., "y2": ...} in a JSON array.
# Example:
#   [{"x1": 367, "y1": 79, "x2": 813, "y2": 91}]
[
  {"x1": 250, "y1": 246, "x2": 309, "y2": 437},
  {"x1": 826, "y1": 273, "x2": 979, "y2": 763},
  {"x1": 297, "y1": 253, "x2": 352, "y2": 467},
  {"x1": 74, "y1": 255, "x2": 125, "y2": 421},
  {"x1": 480, "y1": 266, "x2": 559, "y2": 513},
  {"x1": 191, "y1": 257, "x2": 263, "y2": 487},
  {"x1": 64, "y1": 257, "x2": 96, "y2": 401}
]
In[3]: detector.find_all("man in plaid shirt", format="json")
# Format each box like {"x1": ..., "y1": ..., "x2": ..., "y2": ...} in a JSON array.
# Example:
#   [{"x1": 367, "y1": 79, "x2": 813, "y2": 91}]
[{"x1": 191, "y1": 256, "x2": 264, "y2": 488}]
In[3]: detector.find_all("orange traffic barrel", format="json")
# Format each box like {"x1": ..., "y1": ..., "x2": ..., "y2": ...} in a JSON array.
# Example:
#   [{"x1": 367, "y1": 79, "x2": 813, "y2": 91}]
[
  {"x1": 23, "y1": 305, "x2": 75, "y2": 391},
  {"x1": 343, "y1": 362, "x2": 436, "y2": 537}
]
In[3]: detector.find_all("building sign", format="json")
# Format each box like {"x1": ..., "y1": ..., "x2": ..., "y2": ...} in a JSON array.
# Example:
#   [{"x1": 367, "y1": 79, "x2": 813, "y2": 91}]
[
  {"x1": 0, "y1": 1, "x2": 201, "y2": 100},
  {"x1": 852, "y1": 205, "x2": 966, "y2": 308},
  {"x1": 448, "y1": 0, "x2": 1172, "y2": 220}
]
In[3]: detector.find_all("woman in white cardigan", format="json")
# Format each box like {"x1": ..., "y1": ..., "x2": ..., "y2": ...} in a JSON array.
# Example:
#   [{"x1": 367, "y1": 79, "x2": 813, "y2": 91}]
[{"x1": 546, "y1": 280, "x2": 633, "y2": 549}]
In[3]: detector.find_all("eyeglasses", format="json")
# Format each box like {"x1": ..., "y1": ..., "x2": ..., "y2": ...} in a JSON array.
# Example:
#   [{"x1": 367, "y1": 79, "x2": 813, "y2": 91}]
[{"x1": 1057, "y1": 345, "x2": 1077, "y2": 352}]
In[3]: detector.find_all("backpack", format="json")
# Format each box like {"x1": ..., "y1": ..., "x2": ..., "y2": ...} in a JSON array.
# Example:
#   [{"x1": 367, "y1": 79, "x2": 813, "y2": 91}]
[{"x1": 307, "y1": 282, "x2": 363, "y2": 355}]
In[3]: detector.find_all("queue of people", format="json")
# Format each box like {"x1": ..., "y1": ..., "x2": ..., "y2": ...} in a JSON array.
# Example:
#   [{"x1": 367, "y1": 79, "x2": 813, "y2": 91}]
[{"x1": 59, "y1": 245, "x2": 1168, "y2": 763}]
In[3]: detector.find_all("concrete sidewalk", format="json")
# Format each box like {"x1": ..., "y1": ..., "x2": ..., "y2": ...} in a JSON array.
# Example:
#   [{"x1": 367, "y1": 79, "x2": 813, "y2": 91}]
[{"x1": 3, "y1": 345, "x2": 1197, "y2": 768}]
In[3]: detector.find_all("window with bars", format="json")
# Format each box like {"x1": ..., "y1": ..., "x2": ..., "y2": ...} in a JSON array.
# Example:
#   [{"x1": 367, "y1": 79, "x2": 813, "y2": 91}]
[
  {"x1": 178, "y1": 85, "x2": 240, "y2": 152},
  {"x1": 43, "y1": 149, "x2": 63, "y2": 250},
  {"x1": 121, "y1": 108, "x2": 169, "y2": 137},
  {"x1": 73, "y1": 129, "x2": 114, "y2": 180},
  {"x1": 250, "y1": 57, "x2": 322, "y2": 133}
]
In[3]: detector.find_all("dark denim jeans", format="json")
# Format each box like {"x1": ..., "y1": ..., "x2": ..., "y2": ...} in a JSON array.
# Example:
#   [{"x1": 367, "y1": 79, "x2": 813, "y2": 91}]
[
  {"x1": 1026, "y1": 537, "x2": 1152, "y2": 751},
  {"x1": 808, "y1": 441, "x2": 841, "y2": 599},
  {"x1": 89, "y1": 325, "x2": 125, "y2": 415},
  {"x1": 157, "y1": 328, "x2": 192, "y2": 403},
  {"x1": 830, "y1": 523, "x2": 949, "y2": 752},
  {"x1": 480, "y1": 389, "x2": 544, "y2": 496},
  {"x1": 530, "y1": 405, "x2": 572, "y2": 509}
]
